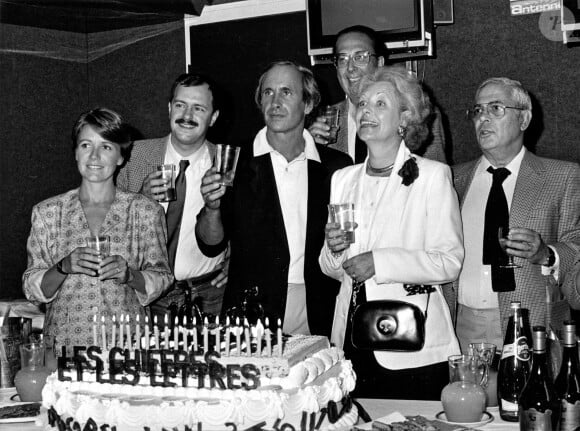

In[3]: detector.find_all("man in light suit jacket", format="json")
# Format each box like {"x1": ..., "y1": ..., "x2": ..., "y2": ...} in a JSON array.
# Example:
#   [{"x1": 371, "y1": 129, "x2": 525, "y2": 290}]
[
  {"x1": 308, "y1": 25, "x2": 447, "y2": 164},
  {"x1": 117, "y1": 73, "x2": 227, "y2": 320},
  {"x1": 196, "y1": 61, "x2": 351, "y2": 337},
  {"x1": 448, "y1": 77, "x2": 580, "y2": 353}
]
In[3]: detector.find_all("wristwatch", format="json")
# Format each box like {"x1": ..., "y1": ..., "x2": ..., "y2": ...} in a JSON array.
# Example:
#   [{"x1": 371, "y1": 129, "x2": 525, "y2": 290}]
[
  {"x1": 543, "y1": 247, "x2": 556, "y2": 267},
  {"x1": 55, "y1": 259, "x2": 67, "y2": 275}
]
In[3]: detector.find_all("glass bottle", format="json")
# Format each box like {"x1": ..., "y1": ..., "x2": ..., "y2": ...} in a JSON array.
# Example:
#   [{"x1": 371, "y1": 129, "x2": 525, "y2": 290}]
[
  {"x1": 519, "y1": 326, "x2": 560, "y2": 430},
  {"x1": 498, "y1": 301, "x2": 532, "y2": 421},
  {"x1": 554, "y1": 321, "x2": 580, "y2": 431},
  {"x1": 14, "y1": 342, "x2": 51, "y2": 402}
]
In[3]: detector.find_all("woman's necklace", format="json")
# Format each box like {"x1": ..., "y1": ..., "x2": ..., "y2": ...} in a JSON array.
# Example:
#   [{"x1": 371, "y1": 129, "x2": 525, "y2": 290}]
[{"x1": 366, "y1": 161, "x2": 394, "y2": 177}]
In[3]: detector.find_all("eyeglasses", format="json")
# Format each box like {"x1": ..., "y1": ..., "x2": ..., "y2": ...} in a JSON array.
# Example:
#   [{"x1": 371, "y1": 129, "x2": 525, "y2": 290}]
[
  {"x1": 466, "y1": 102, "x2": 525, "y2": 120},
  {"x1": 333, "y1": 51, "x2": 377, "y2": 69}
]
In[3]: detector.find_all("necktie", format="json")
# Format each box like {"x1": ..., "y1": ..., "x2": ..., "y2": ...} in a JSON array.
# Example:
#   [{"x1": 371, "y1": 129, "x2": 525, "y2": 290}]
[
  {"x1": 166, "y1": 159, "x2": 189, "y2": 270},
  {"x1": 483, "y1": 166, "x2": 516, "y2": 292},
  {"x1": 354, "y1": 134, "x2": 367, "y2": 164}
]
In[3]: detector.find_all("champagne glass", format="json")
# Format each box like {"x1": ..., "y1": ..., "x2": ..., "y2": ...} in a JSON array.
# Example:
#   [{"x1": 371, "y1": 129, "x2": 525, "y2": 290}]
[{"x1": 498, "y1": 227, "x2": 521, "y2": 268}]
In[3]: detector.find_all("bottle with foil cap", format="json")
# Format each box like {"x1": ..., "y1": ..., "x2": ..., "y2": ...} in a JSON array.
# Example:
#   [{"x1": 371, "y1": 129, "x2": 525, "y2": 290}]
[
  {"x1": 554, "y1": 321, "x2": 580, "y2": 431},
  {"x1": 498, "y1": 301, "x2": 532, "y2": 422},
  {"x1": 518, "y1": 326, "x2": 560, "y2": 430}
]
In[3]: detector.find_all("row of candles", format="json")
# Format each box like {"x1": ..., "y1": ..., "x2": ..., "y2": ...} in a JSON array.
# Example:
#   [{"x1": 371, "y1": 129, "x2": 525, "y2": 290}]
[{"x1": 91, "y1": 314, "x2": 284, "y2": 357}]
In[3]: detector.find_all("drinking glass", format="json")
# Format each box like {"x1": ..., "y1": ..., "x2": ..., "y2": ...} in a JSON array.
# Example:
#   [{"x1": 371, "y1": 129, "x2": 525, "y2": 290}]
[
  {"x1": 498, "y1": 227, "x2": 521, "y2": 268},
  {"x1": 214, "y1": 144, "x2": 240, "y2": 186},
  {"x1": 468, "y1": 342, "x2": 498, "y2": 407},
  {"x1": 328, "y1": 203, "x2": 355, "y2": 244},
  {"x1": 156, "y1": 164, "x2": 176, "y2": 202},
  {"x1": 322, "y1": 106, "x2": 340, "y2": 145},
  {"x1": 86, "y1": 235, "x2": 110, "y2": 257}
]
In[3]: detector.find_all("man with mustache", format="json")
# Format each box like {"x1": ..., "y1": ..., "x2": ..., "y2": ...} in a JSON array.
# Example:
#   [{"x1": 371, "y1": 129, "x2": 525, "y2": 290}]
[
  {"x1": 308, "y1": 25, "x2": 447, "y2": 164},
  {"x1": 195, "y1": 61, "x2": 351, "y2": 336},
  {"x1": 117, "y1": 73, "x2": 227, "y2": 322},
  {"x1": 449, "y1": 77, "x2": 580, "y2": 352}
]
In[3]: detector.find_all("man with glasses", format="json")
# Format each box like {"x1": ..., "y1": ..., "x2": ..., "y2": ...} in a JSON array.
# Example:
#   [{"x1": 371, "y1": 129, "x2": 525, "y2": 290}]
[
  {"x1": 309, "y1": 25, "x2": 447, "y2": 163},
  {"x1": 448, "y1": 77, "x2": 580, "y2": 352}
]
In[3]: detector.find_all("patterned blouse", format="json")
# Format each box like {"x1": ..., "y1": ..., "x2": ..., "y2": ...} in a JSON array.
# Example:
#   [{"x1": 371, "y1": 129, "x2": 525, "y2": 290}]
[{"x1": 22, "y1": 188, "x2": 173, "y2": 353}]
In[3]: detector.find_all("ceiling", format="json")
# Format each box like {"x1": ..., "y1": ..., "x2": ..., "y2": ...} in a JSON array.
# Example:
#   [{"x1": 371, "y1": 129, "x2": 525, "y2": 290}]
[{"x1": 0, "y1": 0, "x2": 214, "y2": 32}]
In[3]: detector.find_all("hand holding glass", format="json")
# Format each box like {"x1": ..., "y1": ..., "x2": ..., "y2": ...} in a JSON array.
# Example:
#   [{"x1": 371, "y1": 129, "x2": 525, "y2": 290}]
[
  {"x1": 156, "y1": 164, "x2": 176, "y2": 202},
  {"x1": 214, "y1": 144, "x2": 240, "y2": 186},
  {"x1": 328, "y1": 203, "x2": 355, "y2": 244},
  {"x1": 498, "y1": 227, "x2": 521, "y2": 268}
]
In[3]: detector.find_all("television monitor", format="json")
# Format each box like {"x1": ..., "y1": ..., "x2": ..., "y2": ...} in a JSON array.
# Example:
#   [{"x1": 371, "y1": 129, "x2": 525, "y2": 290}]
[{"x1": 306, "y1": 0, "x2": 434, "y2": 63}]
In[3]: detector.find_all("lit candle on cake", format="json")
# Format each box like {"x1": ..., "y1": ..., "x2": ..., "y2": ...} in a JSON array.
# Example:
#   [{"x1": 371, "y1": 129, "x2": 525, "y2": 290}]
[
  {"x1": 125, "y1": 315, "x2": 131, "y2": 349},
  {"x1": 225, "y1": 316, "x2": 231, "y2": 356},
  {"x1": 182, "y1": 315, "x2": 187, "y2": 350},
  {"x1": 235, "y1": 317, "x2": 241, "y2": 354},
  {"x1": 101, "y1": 315, "x2": 107, "y2": 350},
  {"x1": 135, "y1": 315, "x2": 141, "y2": 350},
  {"x1": 255, "y1": 319, "x2": 263, "y2": 356},
  {"x1": 144, "y1": 315, "x2": 150, "y2": 350},
  {"x1": 164, "y1": 314, "x2": 169, "y2": 349},
  {"x1": 119, "y1": 314, "x2": 124, "y2": 349},
  {"x1": 265, "y1": 317, "x2": 272, "y2": 357},
  {"x1": 214, "y1": 316, "x2": 220, "y2": 353},
  {"x1": 244, "y1": 318, "x2": 251, "y2": 357},
  {"x1": 203, "y1": 317, "x2": 209, "y2": 353},
  {"x1": 111, "y1": 315, "x2": 117, "y2": 347},
  {"x1": 174, "y1": 316, "x2": 179, "y2": 350},
  {"x1": 153, "y1": 315, "x2": 160, "y2": 349},
  {"x1": 277, "y1": 318, "x2": 283, "y2": 357},
  {"x1": 93, "y1": 315, "x2": 98, "y2": 346},
  {"x1": 192, "y1": 317, "x2": 198, "y2": 352}
]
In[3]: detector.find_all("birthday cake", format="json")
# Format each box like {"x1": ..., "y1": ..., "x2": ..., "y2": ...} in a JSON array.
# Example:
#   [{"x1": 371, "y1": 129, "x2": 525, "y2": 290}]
[{"x1": 41, "y1": 333, "x2": 358, "y2": 431}]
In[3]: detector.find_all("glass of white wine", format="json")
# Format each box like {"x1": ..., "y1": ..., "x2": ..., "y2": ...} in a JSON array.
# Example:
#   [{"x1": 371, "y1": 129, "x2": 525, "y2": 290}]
[{"x1": 498, "y1": 227, "x2": 521, "y2": 268}]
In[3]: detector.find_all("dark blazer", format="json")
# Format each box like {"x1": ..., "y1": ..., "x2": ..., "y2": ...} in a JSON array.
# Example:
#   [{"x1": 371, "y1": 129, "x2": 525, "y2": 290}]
[
  {"x1": 199, "y1": 144, "x2": 352, "y2": 337},
  {"x1": 447, "y1": 151, "x2": 580, "y2": 335}
]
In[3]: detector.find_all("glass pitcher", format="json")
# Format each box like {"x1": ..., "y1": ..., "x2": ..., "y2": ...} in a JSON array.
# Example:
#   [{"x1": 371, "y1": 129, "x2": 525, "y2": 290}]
[{"x1": 14, "y1": 342, "x2": 51, "y2": 401}]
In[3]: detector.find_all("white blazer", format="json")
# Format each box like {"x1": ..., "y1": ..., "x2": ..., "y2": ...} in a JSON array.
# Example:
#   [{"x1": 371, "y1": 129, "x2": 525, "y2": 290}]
[{"x1": 319, "y1": 142, "x2": 464, "y2": 369}]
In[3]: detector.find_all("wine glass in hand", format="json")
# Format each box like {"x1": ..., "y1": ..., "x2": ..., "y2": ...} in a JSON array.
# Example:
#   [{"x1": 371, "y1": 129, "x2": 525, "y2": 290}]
[{"x1": 498, "y1": 227, "x2": 521, "y2": 268}]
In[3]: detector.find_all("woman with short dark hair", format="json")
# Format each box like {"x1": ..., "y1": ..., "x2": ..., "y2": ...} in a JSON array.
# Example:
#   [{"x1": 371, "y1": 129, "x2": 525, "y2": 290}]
[{"x1": 23, "y1": 108, "x2": 173, "y2": 354}]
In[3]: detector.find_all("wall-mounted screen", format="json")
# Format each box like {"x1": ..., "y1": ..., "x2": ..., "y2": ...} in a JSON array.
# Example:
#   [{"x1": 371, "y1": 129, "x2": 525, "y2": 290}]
[{"x1": 307, "y1": 0, "x2": 433, "y2": 61}]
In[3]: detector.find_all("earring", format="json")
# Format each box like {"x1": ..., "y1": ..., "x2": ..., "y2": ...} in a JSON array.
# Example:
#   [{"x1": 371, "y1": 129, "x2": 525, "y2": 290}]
[{"x1": 397, "y1": 125, "x2": 407, "y2": 137}]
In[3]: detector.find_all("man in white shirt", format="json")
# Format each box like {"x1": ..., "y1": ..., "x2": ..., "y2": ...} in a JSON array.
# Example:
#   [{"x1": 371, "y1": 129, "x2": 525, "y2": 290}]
[
  {"x1": 449, "y1": 77, "x2": 580, "y2": 352},
  {"x1": 308, "y1": 25, "x2": 447, "y2": 164},
  {"x1": 117, "y1": 73, "x2": 227, "y2": 321},
  {"x1": 195, "y1": 61, "x2": 351, "y2": 336}
]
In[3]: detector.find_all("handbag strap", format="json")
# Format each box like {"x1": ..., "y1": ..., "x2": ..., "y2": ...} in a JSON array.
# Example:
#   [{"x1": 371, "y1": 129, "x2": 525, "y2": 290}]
[{"x1": 350, "y1": 282, "x2": 434, "y2": 322}]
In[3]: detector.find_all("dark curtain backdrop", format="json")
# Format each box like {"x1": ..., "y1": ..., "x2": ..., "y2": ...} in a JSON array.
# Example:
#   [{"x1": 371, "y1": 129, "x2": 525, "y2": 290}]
[{"x1": 1, "y1": 0, "x2": 579, "y2": 299}]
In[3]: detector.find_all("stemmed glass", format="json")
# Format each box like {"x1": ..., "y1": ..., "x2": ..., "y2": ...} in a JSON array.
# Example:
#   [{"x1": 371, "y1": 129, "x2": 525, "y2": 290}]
[{"x1": 498, "y1": 227, "x2": 521, "y2": 268}]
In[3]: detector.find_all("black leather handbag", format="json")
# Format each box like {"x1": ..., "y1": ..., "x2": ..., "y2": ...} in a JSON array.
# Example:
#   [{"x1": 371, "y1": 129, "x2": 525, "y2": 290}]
[{"x1": 350, "y1": 283, "x2": 433, "y2": 352}]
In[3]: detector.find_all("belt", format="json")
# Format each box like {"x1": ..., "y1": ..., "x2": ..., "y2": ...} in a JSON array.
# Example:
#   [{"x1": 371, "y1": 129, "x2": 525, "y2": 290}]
[
  {"x1": 403, "y1": 284, "x2": 436, "y2": 295},
  {"x1": 175, "y1": 269, "x2": 222, "y2": 290}
]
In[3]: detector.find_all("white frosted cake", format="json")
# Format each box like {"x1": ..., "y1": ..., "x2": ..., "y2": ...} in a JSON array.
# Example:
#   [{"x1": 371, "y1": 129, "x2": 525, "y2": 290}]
[{"x1": 41, "y1": 335, "x2": 358, "y2": 430}]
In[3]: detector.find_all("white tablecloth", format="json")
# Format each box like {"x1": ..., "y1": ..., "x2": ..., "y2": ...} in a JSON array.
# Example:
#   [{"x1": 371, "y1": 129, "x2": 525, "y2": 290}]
[{"x1": 1, "y1": 388, "x2": 518, "y2": 431}]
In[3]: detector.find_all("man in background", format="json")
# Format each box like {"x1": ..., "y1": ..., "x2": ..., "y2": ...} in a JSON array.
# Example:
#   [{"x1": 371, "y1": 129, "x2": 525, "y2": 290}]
[
  {"x1": 196, "y1": 61, "x2": 351, "y2": 337},
  {"x1": 449, "y1": 77, "x2": 580, "y2": 352},
  {"x1": 309, "y1": 25, "x2": 447, "y2": 164},
  {"x1": 117, "y1": 73, "x2": 227, "y2": 321}
]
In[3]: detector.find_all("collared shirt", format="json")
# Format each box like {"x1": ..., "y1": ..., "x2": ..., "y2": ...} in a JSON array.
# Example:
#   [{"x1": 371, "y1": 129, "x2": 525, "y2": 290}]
[
  {"x1": 457, "y1": 146, "x2": 563, "y2": 308},
  {"x1": 346, "y1": 99, "x2": 357, "y2": 161},
  {"x1": 253, "y1": 127, "x2": 320, "y2": 284},
  {"x1": 163, "y1": 137, "x2": 224, "y2": 281}
]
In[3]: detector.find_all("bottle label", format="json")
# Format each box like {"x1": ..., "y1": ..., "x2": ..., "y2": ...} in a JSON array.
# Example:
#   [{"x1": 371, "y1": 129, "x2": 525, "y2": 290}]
[
  {"x1": 559, "y1": 400, "x2": 580, "y2": 431},
  {"x1": 516, "y1": 337, "x2": 530, "y2": 361},
  {"x1": 500, "y1": 398, "x2": 519, "y2": 412},
  {"x1": 502, "y1": 337, "x2": 531, "y2": 360},
  {"x1": 519, "y1": 408, "x2": 554, "y2": 430}
]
